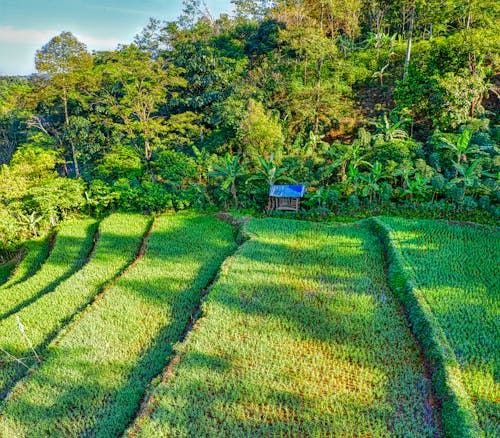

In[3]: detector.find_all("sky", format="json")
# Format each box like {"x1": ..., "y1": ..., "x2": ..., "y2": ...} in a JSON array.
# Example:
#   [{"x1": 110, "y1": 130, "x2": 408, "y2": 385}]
[{"x1": 0, "y1": 0, "x2": 234, "y2": 76}]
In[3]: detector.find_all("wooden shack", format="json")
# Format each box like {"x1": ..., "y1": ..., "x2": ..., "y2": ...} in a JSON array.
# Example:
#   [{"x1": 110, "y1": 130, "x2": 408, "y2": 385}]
[{"x1": 267, "y1": 185, "x2": 306, "y2": 212}]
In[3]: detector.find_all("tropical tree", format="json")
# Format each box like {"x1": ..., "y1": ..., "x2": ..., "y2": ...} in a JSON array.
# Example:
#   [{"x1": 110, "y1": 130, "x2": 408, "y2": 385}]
[
  {"x1": 325, "y1": 143, "x2": 370, "y2": 183},
  {"x1": 402, "y1": 173, "x2": 431, "y2": 201},
  {"x1": 98, "y1": 46, "x2": 194, "y2": 177},
  {"x1": 439, "y1": 128, "x2": 477, "y2": 176},
  {"x1": 246, "y1": 154, "x2": 295, "y2": 187},
  {"x1": 372, "y1": 112, "x2": 410, "y2": 142},
  {"x1": 34, "y1": 32, "x2": 93, "y2": 178},
  {"x1": 208, "y1": 154, "x2": 248, "y2": 206},
  {"x1": 360, "y1": 161, "x2": 387, "y2": 202},
  {"x1": 450, "y1": 158, "x2": 482, "y2": 196}
]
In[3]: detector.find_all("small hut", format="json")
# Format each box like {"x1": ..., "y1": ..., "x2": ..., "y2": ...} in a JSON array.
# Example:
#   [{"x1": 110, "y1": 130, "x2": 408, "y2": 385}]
[{"x1": 267, "y1": 185, "x2": 306, "y2": 212}]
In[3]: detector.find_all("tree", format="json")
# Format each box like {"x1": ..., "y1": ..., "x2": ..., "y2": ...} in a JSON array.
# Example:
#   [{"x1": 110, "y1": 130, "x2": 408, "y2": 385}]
[
  {"x1": 372, "y1": 112, "x2": 410, "y2": 143},
  {"x1": 35, "y1": 32, "x2": 93, "y2": 178},
  {"x1": 450, "y1": 158, "x2": 482, "y2": 196},
  {"x1": 439, "y1": 129, "x2": 477, "y2": 176},
  {"x1": 360, "y1": 161, "x2": 387, "y2": 202},
  {"x1": 246, "y1": 154, "x2": 295, "y2": 187},
  {"x1": 98, "y1": 46, "x2": 195, "y2": 177},
  {"x1": 239, "y1": 99, "x2": 285, "y2": 158},
  {"x1": 208, "y1": 154, "x2": 247, "y2": 206}
]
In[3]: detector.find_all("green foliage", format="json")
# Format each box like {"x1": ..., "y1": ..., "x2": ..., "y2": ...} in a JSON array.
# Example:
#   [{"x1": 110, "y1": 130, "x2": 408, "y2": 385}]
[
  {"x1": 0, "y1": 213, "x2": 236, "y2": 437},
  {"x1": 96, "y1": 144, "x2": 144, "y2": 182},
  {"x1": 0, "y1": 213, "x2": 149, "y2": 401},
  {"x1": 376, "y1": 217, "x2": 499, "y2": 436},
  {"x1": 238, "y1": 99, "x2": 285, "y2": 158},
  {"x1": 128, "y1": 219, "x2": 437, "y2": 436}
]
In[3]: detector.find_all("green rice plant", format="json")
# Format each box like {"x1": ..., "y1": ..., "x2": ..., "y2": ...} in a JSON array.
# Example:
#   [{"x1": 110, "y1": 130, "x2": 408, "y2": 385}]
[
  {"x1": 127, "y1": 219, "x2": 438, "y2": 437},
  {"x1": 376, "y1": 217, "x2": 499, "y2": 437},
  {"x1": 0, "y1": 213, "x2": 236, "y2": 437},
  {"x1": 0, "y1": 236, "x2": 51, "y2": 289},
  {"x1": 0, "y1": 213, "x2": 150, "y2": 401},
  {"x1": 0, "y1": 218, "x2": 97, "y2": 319},
  {"x1": 0, "y1": 259, "x2": 16, "y2": 286}
]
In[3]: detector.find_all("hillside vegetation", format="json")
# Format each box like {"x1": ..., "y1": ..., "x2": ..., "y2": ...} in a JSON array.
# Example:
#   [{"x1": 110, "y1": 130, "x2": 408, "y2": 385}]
[{"x1": 0, "y1": 0, "x2": 499, "y2": 259}]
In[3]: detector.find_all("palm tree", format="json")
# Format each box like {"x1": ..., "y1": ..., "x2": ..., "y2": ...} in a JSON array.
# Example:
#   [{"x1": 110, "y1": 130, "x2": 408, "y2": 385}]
[
  {"x1": 208, "y1": 154, "x2": 247, "y2": 207},
  {"x1": 246, "y1": 155, "x2": 295, "y2": 187}
]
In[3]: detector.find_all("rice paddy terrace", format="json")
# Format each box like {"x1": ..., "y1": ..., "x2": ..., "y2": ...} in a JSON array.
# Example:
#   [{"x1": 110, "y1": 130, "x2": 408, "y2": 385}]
[{"x1": 0, "y1": 213, "x2": 498, "y2": 437}]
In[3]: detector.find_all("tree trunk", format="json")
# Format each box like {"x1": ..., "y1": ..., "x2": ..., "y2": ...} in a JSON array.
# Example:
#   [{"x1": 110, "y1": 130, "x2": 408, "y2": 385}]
[
  {"x1": 403, "y1": 5, "x2": 415, "y2": 80},
  {"x1": 62, "y1": 88, "x2": 80, "y2": 178}
]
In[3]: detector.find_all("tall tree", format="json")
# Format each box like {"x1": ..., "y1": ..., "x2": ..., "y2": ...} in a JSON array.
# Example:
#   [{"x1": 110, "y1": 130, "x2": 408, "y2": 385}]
[
  {"x1": 98, "y1": 46, "x2": 194, "y2": 177},
  {"x1": 35, "y1": 32, "x2": 93, "y2": 178}
]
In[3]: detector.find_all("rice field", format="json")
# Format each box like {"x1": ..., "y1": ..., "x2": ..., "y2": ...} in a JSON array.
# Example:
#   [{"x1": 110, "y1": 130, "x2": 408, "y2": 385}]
[
  {"x1": 0, "y1": 213, "x2": 149, "y2": 401},
  {"x1": 0, "y1": 236, "x2": 51, "y2": 289},
  {"x1": 0, "y1": 213, "x2": 497, "y2": 438},
  {"x1": 0, "y1": 218, "x2": 97, "y2": 319},
  {"x1": 0, "y1": 213, "x2": 236, "y2": 437},
  {"x1": 127, "y1": 219, "x2": 437, "y2": 437},
  {"x1": 378, "y1": 217, "x2": 499, "y2": 438}
]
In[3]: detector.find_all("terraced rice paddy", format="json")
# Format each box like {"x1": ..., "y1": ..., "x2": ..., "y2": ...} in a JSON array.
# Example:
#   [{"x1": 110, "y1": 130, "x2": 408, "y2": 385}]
[
  {"x1": 378, "y1": 217, "x2": 500, "y2": 437},
  {"x1": 127, "y1": 219, "x2": 437, "y2": 437},
  {"x1": 0, "y1": 213, "x2": 236, "y2": 437},
  {"x1": 0, "y1": 236, "x2": 51, "y2": 289},
  {"x1": 0, "y1": 213, "x2": 149, "y2": 401},
  {"x1": 0, "y1": 218, "x2": 97, "y2": 319},
  {"x1": 0, "y1": 213, "x2": 497, "y2": 437}
]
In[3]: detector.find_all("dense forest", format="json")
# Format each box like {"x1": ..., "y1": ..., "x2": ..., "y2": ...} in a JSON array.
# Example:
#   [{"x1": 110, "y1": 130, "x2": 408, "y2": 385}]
[{"x1": 0, "y1": 0, "x2": 499, "y2": 255}]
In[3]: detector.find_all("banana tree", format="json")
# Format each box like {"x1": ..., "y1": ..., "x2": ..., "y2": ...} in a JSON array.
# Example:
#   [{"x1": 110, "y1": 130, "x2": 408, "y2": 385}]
[
  {"x1": 246, "y1": 155, "x2": 295, "y2": 188},
  {"x1": 325, "y1": 143, "x2": 370, "y2": 183},
  {"x1": 208, "y1": 154, "x2": 247, "y2": 207},
  {"x1": 439, "y1": 129, "x2": 477, "y2": 177},
  {"x1": 402, "y1": 173, "x2": 431, "y2": 201},
  {"x1": 372, "y1": 113, "x2": 410, "y2": 142},
  {"x1": 360, "y1": 161, "x2": 387, "y2": 202},
  {"x1": 450, "y1": 158, "x2": 482, "y2": 197}
]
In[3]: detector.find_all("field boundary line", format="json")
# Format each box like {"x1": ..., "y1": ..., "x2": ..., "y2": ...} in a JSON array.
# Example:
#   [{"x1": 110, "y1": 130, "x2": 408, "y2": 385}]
[
  {"x1": 370, "y1": 217, "x2": 483, "y2": 438},
  {"x1": 0, "y1": 222, "x2": 99, "y2": 321},
  {"x1": 125, "y1": 216, "x2": 248, "y2": 437},
  {"x1": 0, "y1": 216, "x2": 153, "y2": 406}
]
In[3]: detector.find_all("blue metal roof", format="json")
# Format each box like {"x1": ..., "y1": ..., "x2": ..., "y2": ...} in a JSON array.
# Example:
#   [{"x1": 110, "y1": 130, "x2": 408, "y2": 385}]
[{"x1": 269, "y1": 185, "x2": 306, "y2": 198}]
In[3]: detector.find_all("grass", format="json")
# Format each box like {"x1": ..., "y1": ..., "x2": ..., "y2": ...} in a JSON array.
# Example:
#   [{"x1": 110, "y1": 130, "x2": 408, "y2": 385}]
[
  {"x1": 378, "y1": 217, "x2": 499, "y2": 437},
  {"x1": 0, "y1": 259, "x2": 16, "y2": 286},
  {"x1": 0, "y1": 213, "x2": 150, "y2": 402},
  {"x1": 0, "y1": 236, "x2": 51, "y2": 290},
  {"x1": 127, "y1": 218, "x2": 438, "y2": 437},
  {"x1": 0, "y1": 218, "x2": 97, "y2": 320},
  {"x1": 0, "y1": 213, "x2": 237, "y2": 438}
]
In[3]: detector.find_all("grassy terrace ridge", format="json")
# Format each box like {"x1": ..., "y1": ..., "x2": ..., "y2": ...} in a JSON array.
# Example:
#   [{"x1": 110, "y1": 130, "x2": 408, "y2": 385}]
[
  {"x1": 0, "y1": 236, "x2": 51, "y2": 290},
  {"x1": 0, "y1": 213, "x2": 237, "y2": 437},
  {"x1": 378, "y1": 217, "x2": 499, "y2": 437},
  {"x1": 0, "y1": 218, "x2": 98, "y2": 320},
  {"x1": 0, "y1": 213, "x2": 150, "y2": 401},
  {"x1": 0, "y1": 259, "x2": 16, "y2": 286},
  {"x1": 128, "y1": 218, "x2": 438, "y2": 437}
]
